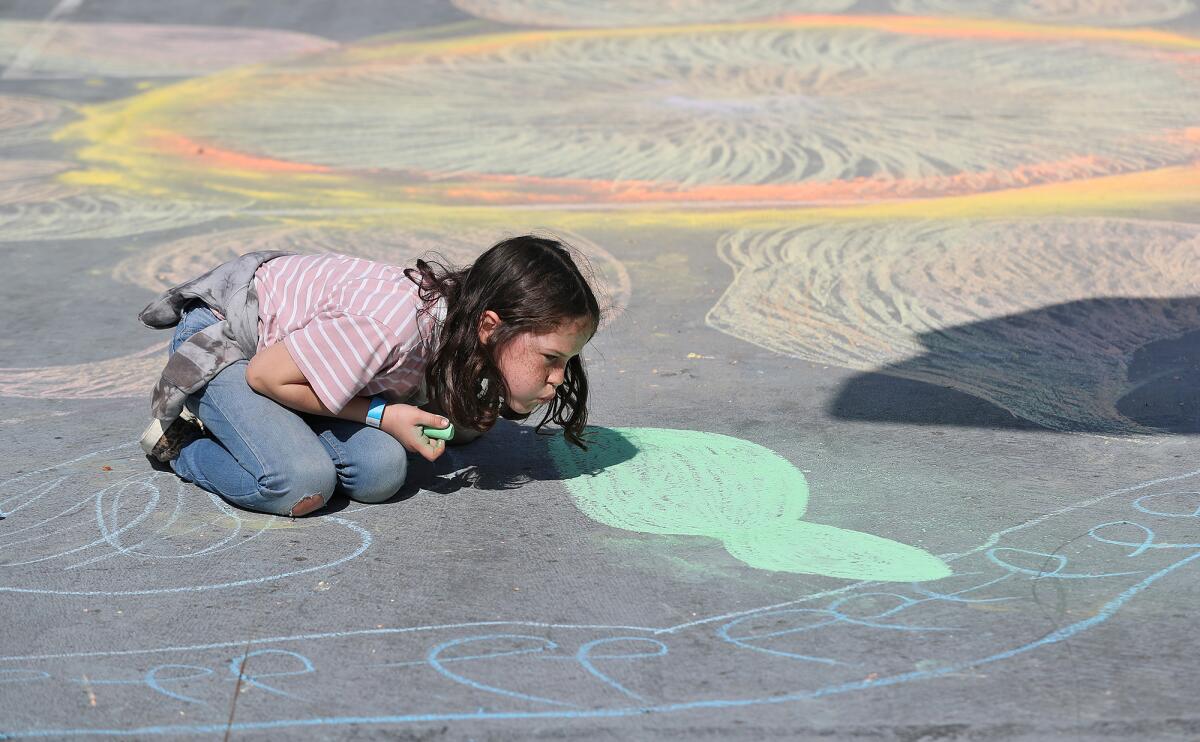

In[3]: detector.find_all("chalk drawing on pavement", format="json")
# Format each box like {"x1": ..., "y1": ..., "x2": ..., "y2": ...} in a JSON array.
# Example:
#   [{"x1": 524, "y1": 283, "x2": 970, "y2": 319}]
[
  {"x1": 549, "y1": 427, "x2": 951, "y2": 581},
  {"x1": 1, "y1": 464, "x2": 1196, "y2": 736},
  {"x1": 0, "y1": 445, "x2": 370, "y2": 596}
]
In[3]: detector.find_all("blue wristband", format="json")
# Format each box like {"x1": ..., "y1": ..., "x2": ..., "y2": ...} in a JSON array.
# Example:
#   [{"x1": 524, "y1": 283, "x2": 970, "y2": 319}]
[{"x1": 365, "y1": 396, "x2": 387, "y2": 428}]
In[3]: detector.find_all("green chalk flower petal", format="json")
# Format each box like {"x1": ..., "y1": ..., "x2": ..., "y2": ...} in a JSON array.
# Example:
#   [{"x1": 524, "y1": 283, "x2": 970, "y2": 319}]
[
  {"x1": 550, "y1": 427, "x2": 809, "y2": 535},
  {"x1": 724, "y1": 522, "x2": 952, "y2": 582},
  {"x1": 551, "y1": 427, "x2": 952, "y2": 583}
]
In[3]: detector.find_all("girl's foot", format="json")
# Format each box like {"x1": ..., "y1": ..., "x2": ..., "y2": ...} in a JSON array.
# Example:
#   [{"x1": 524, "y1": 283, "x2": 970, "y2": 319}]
[{"x1": 140, "y1": 414, "x2": 207, "y2": 463}]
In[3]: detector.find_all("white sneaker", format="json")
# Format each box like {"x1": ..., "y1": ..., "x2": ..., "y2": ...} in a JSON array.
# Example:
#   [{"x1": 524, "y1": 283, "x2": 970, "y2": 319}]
[{"x1": 139, "y1": 419, "x2": 165, "y2": 457}]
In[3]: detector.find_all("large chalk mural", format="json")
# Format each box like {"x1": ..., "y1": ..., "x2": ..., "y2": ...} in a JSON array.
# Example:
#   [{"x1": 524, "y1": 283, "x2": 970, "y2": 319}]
[
  {"x1": 45, "y1": 15, "x2": 1200, "y2": 211},
  {"x1": 1, "y1": 0, "x2": 1199, "y2": 735}
]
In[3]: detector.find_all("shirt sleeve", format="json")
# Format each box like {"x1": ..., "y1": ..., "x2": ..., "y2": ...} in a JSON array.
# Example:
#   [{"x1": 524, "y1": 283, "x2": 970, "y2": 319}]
[{"x1": 282, "y1": 311, "x2": 396, "y2": 414}]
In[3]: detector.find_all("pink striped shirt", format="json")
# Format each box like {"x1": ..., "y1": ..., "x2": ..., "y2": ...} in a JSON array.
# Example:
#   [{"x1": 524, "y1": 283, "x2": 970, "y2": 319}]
[{"x1": 253, "y1": 253, "x2": 446, "y2": 414}]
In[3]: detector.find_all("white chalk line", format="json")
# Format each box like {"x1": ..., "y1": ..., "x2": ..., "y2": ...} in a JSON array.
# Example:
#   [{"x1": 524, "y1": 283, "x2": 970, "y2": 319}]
[{"x1": 0, "y1": 0, "x2": 85, "y2": 80}]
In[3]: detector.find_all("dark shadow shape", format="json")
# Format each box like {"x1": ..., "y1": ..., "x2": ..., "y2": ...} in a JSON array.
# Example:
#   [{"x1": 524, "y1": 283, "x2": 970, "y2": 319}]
[
  {"x1": 829, "y1": 297, "x2": 1200, "y2": 433},
  {"x1": 830, "y1": 375, "x2": 1043, "y2": 430},
  {"x1": 390, "y1": 422, "x2": 640, "y2": 500},
  {"x1": 1116, "y1": 328, "x2": 1200, "y2": 432},
  {"x1": 542, "y1": 425, "x2": 641, "y2": 479}
]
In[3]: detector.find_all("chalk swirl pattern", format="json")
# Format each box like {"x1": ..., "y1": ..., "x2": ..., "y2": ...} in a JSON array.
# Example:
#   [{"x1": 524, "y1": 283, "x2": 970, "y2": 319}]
[
  {"x1": 0, "y1": 191, "x2": 230, "y2": 242},
  {"x1": 450, "y1": 0, "x2": 858, "y2": 26},
  {"x1": 549, "y1": 427, "x2": 951, "y2": 581},
  {"x1": 164, "y1": 24, "x2": 1198, "y2": 198},
  {"x1": 0, "y1": 160, "x2": 73, "y2": 203},
  {"x1": 0, "y1": 21, "x2": 337, "y2": 79},
  {"x1": 0, "y1": 94, "x2": 72, "y2": 146},
  {"x1": 0, "y1": 343, "x2": 165, "y2": 399},
  {"x1": 892, "y1": 0, "x2": 1196, "y2": 25},
  {"x1": 0, "y1": 445, "x2": 371, "y2": 596},
  {"x1": 2, "y1": 102, "x2": 218, "y2": 240},
  {"x1": 708, "y1": 218, "x2": 1200, "y2": 433}
]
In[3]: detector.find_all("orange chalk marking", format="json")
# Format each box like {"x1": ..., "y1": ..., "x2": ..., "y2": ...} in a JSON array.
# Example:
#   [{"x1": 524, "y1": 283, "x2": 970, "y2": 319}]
[
  {"x1": 771, "y1": 14, "x2": 1200, "y2": 51},
  {"x1": 150, "y1": 132, "x2": 333, "y2": 174}
]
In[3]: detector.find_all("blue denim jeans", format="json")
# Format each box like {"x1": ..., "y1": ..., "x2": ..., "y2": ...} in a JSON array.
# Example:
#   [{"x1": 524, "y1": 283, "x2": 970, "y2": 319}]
[{"x1": 168, "y1": 303, "x2": 409, "y2": 515}]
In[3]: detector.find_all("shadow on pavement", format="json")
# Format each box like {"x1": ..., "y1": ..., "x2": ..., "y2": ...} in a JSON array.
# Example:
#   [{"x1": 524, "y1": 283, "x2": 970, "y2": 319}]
[
  {"x1": 398, "y1": 422, "x2": 639, "y2": 498},
  {"x1": 829, "y1": 297, "x2": 1200, "y2": 433}
]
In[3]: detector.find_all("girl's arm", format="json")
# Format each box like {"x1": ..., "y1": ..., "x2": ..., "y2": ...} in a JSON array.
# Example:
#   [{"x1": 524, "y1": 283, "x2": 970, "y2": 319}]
[{"x1": 245, "y1": 341, "x2": 449, "y2": 461}]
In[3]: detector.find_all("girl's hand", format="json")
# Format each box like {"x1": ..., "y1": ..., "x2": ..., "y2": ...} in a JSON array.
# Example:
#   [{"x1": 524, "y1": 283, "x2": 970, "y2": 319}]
[{"x1": 381, "y1": 404, "x2": 450, "y2": 462}]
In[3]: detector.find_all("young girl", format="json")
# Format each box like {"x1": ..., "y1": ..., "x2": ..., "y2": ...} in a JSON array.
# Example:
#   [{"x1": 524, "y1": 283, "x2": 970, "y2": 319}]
[{"x1": 139, "y1": 235, "x2": 600, "y2": 518}]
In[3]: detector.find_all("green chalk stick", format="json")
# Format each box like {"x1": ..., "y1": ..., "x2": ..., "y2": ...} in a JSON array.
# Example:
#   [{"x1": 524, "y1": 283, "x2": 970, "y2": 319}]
[{"x1": 421, "y1": 422, "x2": 455, "y2": 441}]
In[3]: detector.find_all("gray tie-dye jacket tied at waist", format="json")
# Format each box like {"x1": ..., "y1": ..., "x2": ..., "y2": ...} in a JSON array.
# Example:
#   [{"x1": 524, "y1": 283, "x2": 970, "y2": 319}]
[{"x1": 138, "y1": 250, "x2": 295, "y2": 428}]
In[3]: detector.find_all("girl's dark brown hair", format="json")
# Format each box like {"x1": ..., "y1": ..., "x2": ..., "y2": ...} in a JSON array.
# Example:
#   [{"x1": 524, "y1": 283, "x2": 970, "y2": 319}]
[{"x1": 405, "y1": 234, "x2": 602, "y2": 449}]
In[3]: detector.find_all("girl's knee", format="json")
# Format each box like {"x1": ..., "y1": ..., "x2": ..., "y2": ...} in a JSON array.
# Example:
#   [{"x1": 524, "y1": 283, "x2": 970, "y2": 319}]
[
  {"x1": 259, "y1": 459, "x2": 337, "y2": 515},
  {"x1": 344, "y1": 443, "x2": 408, "y2": 504},
  {"x1": 287, "y1": 494, "x2": 326, "y2": 517}
]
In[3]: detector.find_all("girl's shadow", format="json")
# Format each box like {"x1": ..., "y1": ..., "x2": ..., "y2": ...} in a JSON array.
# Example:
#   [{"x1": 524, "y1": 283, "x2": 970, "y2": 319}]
[{"x1": 388, "y1": 421, "x2": 638, "y2": 501}]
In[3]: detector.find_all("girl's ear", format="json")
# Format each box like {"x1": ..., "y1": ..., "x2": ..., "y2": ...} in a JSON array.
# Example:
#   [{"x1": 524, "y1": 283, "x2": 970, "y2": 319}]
[{"x1": 477, "y1": 310, "x2": 502, "y2": 344}]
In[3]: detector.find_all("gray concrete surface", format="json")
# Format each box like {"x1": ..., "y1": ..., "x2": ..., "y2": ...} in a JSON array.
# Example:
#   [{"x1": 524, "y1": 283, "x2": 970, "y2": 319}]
[{"x1": 2, "y1": 1, "x2": 1199, "y2": 739}]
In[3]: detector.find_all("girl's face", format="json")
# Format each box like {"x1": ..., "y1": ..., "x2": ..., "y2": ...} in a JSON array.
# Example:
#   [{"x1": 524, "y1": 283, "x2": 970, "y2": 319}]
[{"x1": 479, "y1": 311, "x2": 594, "y2": 415}]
